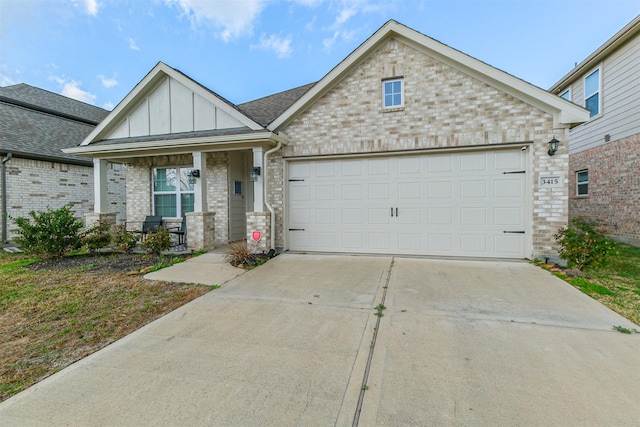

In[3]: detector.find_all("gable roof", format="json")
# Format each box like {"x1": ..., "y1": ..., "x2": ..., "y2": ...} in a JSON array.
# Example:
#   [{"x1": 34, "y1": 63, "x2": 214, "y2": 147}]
[
  {"x1": 550, "y1": 14, "x2": 640, "y2": 93},
  {"x1": 0, "y1": 84, "x2": 108, "y2": 165},
  {"x1": 80, "y1": 62, "x2": 264, "y2": 146},
  {"x1": 269, "y1": 20, "x2": 589, "y2": 131},
  {"x1": 238, "y1": 82, "x2": 316, "y2": 127}
]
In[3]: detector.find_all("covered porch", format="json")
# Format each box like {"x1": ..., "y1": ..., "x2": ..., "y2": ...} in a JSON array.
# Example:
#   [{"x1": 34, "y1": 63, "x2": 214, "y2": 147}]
[{"x1": 67, "y1": 130, "x2": 287, "y2": 252}]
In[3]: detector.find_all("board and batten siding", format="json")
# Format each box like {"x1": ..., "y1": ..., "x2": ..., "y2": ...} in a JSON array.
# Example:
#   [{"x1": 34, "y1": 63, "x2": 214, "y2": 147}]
[
  {"x1": 105, "y1": 76, "x2": 244, "y2": 140},
  {"x1": 564, "y1": 34, "x2": 640, "y2": 155}
]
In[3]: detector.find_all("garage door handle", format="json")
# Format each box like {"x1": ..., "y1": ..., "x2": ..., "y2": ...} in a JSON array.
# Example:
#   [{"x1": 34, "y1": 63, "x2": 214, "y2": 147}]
[
  {"x1": 391, "y1": 207, "x2": 394, "y2": 217},
  {"x1": 503, "y1": 231, "x2": 525, "y2": 234},
  {"x1": 396, "y1": 207, "x2": 398, "y2": 217},
  {"x1": 289, "y1": 228, "x2": 305, "y2": 231}
]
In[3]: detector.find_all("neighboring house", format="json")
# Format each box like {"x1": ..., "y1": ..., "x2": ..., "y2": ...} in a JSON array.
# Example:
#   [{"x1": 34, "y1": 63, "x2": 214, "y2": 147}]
[
  {"x1": 0, "y1": 83, "x2": 126, "y2": 242},
  {"x1": 550, "y1": 15, "x2": 640, "y2": 246},
  {"x1": 65, "y1": 20, "x2": 589, "y2": 260}
]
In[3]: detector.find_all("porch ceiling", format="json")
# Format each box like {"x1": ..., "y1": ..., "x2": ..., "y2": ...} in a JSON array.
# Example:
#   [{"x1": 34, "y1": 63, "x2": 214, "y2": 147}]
[{"x1": 62, "y1": 129, "x2": 287, "y2": 162}]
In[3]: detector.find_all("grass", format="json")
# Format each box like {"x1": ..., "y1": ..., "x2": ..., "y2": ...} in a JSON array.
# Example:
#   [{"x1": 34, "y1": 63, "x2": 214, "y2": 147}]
[
  {"x1": 0, "y1": 249, "x2": 212, "y2": 402},
  {"x1": 538, "y1": 243, "x2": 640, "y2": 325}
]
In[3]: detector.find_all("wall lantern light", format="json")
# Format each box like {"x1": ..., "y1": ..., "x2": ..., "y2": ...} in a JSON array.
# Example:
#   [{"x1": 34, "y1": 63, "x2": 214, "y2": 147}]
[
  {"x1": 187, "y1": 169, "x2": 200, "y2": 184},
  {"x1": 547, "y1": 137, "x2": 560, "y2": 156},
  {"x1": 249, "y1": 166, "x2": 261, "y2": 182}
]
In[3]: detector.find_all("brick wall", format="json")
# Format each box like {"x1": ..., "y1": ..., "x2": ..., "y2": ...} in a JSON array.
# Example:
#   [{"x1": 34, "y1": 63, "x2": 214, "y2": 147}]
[
  {"x1": 273, "y1": 37, "x2": 569, "y2": 258},
  {"x1": 568, "y1": 133, "x2": 640, "y2": 244},
  {"x1": 2, "y1": 157, "x2": 126, "y2": 240}
]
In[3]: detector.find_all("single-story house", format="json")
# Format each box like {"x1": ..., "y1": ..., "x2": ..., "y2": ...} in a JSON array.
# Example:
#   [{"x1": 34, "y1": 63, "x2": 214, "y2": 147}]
[
  {"x1": 549, "y1": 15, "x2": 639, "y2": 246},
  {"x1": 0, "y1": 83, "x2": 126, "y2": 243},
  {"x1": 65, "y1": 20, "x2": 589, "y2": 259}
]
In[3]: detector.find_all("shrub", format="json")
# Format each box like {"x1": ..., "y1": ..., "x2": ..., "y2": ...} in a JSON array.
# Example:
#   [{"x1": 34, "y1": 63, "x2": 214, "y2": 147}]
[
  {"x1": 142, "y1": 227, "x2": 171, "y2": 255},
  {"x1": 112, "y1": 225, "x2": 138, "y2": 253},
  {"x1": 554, "y1": 216, "x2": 617, "y2": 270},
  {"x1": 12, "y1": 206, "x2": 84, "y2": 258},
  {"x1": 226, "y1": 240, "x2": 251, "y2": 266},
  {"x1": 82, "y1": 221, "x2": 112, "y2": 253}
]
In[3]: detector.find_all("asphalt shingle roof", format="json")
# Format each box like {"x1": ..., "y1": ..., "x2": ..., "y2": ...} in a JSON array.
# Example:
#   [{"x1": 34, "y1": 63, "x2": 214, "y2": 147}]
[
  {"x1": 0, "y1": 84, "x2": 109, "y2": 124},
  {"x1": 0, "y1": 84, "x2": 108, "y2": 165},
  {"x1": 238, "y1": 83, "x2": 316, "y2": 127}
]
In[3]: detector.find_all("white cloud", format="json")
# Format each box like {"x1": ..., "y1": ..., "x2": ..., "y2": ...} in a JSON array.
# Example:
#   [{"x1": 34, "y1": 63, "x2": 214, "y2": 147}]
[
  {"x1": 83, "y1": 0, "x2": 100, "y2": 16},
  {"x1": 253, "y1": 34, "x2": 293, "y2": 58},
  {"x1": 102, "y1": 101, "x2": 115, "y2": 110},
  {"x1": 126, "y1": 37, "x2": 140, "y2": 51},
  {"x1": 165, "y1": 0, "x2": 266, "y2": 41},
  {"x1": 98, "y1": 75, "x2": 118, "y2": 88},
  {"x1": 60, "y1": 80, "x2": 97, "y2": 105}
]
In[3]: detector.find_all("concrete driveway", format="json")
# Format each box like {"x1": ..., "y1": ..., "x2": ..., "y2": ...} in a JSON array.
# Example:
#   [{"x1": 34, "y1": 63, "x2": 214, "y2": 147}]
[{"x1": 1, "y1": 254, "x2": 638, "y2": 426}]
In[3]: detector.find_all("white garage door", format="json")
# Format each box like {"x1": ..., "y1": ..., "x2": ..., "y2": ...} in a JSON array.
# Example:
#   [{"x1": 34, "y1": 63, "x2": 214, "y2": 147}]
[{"x1": 287, "y1": 148, "x2": 529, "y2": 258}]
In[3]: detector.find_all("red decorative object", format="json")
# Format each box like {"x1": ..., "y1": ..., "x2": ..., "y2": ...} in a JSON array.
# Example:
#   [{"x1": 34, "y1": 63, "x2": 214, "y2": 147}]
[{"x1": 251, "y1": 230, "x2": 262, "y2": 242}]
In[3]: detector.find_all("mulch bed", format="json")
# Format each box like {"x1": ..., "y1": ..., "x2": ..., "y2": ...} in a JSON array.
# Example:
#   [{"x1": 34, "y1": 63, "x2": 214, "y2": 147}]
[{"x1": 25, "y1": 252, "x2": 192, "y2": 273}]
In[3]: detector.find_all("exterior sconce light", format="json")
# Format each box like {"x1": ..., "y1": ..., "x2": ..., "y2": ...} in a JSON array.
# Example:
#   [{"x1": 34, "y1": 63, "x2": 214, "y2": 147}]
[
  {"x1": 187, "y1": 169, "x2": 200, "y2": 184},
  {"x1": 547, "y1": 137, "x2": 560, "y2": 156},
  {"x1": 249, "y1": 166, "x2": 261, "y2": 182}
]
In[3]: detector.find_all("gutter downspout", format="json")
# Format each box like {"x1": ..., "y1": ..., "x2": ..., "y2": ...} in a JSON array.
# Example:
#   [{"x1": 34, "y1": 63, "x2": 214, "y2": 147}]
[
  {"x1": 2, "y1": 153, "x2": 13, "y2": 244},
  {"x1": 263, "y1": 142, "x2": 282, "y2": 251}
]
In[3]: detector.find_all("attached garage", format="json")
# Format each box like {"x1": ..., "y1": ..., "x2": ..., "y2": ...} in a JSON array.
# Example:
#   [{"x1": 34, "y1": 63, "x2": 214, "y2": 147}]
[{"x1": 287, "y1": 147, "x2": 529, "y2": 258}]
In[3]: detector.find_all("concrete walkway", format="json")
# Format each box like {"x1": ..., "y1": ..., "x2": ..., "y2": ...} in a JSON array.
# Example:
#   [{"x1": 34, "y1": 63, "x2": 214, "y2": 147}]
[{"x1": 1, "y1": 254, "x2": 638, "y2": 426}]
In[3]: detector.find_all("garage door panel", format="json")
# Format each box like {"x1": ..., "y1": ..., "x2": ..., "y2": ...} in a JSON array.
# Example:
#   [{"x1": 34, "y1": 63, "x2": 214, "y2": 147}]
[
  {"x1": 461, "y1": 234, "x2": 487, "y2": 253},
  {"x1": 461, "y1": 180, "x2": 486, "y2": 198},
  {"x1": 288, "y1": 149, "x2": 528, "y2": 258},
  {"x1": 427, "y1": 181, "x2": 453, "y2": 198},
  {"x1": 342, "y1": 183, "x2": 362, "y2": 200}
]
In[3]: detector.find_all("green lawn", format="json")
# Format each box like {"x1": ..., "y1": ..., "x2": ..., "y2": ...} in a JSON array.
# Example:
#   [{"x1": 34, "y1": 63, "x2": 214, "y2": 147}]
[{"x1": 545, "y1": 243, "x2": 640, "y2": 326}]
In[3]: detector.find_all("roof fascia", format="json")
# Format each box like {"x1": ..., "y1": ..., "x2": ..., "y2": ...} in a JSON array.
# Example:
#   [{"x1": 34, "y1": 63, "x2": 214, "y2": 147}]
[
  {"x1": 269, "y1": 20, "x2": 589, "y2": 131},
  {"x1": 81, "y1": 62, "x2": 263, "y2": 146},
  {"x1": 550, "y1": 15, "x2": 640, "y2": 93},
  {"x1": 65, "y1": 131, "x2": 287, "y2": 161}
]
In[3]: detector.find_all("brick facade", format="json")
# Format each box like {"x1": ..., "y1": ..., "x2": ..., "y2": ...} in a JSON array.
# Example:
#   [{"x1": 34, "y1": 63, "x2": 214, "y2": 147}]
[
  {"x1": 271, "y1": 38, "x2": 569, "y2": 258},
  {"x1": 2, "y1": 157, "x2": 126, "y2": 240},
  {"x1": 246, "y1": 211, "x2": 271, "y2": 252},
  {"x1": 568, "y1": 134, "x2": 640, "y2": 244}
]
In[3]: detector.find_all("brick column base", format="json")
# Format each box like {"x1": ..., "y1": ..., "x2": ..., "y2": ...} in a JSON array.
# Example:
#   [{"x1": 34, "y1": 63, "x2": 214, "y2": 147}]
[
  {"x1": 246, "y1": 211, "x2": 271, "y2": 253},
  {"x1": 85, "y1": 212, "x2": 117, "y2": 231},
  {"x1": 186, "y1": 212, "x2": 216, "y2": 251}
]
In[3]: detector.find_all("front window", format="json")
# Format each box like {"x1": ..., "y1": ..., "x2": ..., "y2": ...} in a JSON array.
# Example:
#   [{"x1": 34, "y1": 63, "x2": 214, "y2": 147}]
[
  {"x1": 153, "y1": 167, "x2": 195, "y2": 217},
  {"x1": 383, "y1": 78, "x2": 403, "y2": 108},
  {"x1": 584, "y1": 69, "x2": 600, "y2": 117},
  {"x1": 576, "y1": 170, "x2": 589, "y2": 196}
]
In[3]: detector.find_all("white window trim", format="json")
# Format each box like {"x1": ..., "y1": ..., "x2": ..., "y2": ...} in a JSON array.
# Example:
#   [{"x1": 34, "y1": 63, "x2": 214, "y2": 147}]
[
  {"x1": 152, "y1": 166, "x2": 195, "y2": 218},
  {"x1": 583, "y1": 66, "x2": 602, "y2": 118},
  {"x1": 382, "y1": 77, "x2": 404, "y2": 109},
  {"x1": 576, "y1": 169, "x2": 589, "y2": 197}
]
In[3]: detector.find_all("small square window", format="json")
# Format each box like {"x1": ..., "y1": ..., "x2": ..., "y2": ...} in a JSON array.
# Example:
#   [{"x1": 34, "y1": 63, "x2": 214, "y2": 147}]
[
  {"x1": 383, "y1": 78, "x2": 403, "y2": 108},
  {"x1": 560, "y1": 89, "x2": 570, "y2": 101},
  {"x1": 576, "y1": 170, "x2": 588, "y2": 196}
]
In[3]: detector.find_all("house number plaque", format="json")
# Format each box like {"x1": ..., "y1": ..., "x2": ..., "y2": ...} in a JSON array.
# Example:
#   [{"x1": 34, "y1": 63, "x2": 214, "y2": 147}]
[{"x1": 539, "y1": 175, "x2": 564, "y2": 188}]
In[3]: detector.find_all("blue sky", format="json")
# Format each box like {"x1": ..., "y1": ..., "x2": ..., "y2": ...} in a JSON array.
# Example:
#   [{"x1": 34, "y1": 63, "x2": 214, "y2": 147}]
[{"x1": 1, "y1": 0, "x2": 638, "y2": 111}]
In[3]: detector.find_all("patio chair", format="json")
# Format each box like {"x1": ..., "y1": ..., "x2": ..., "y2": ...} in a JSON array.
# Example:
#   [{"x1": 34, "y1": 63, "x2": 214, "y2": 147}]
[
  {"x1": 130, "y1": 215, "x2": 163, "y2": 241},
  {"x1": 168, "y1": 215, "x2": 187, "y2": 250}
]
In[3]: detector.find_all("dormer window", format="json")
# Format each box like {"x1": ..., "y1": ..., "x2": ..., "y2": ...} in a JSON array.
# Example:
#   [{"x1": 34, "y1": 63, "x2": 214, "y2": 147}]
[{"x1": 383, "y1": 78, "x2": 403, "y2": 109}]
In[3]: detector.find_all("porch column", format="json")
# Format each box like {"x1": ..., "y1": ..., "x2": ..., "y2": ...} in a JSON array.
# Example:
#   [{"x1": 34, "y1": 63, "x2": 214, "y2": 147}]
[
  {"x1": 252, "y1": 147, "x2": 264, "y2": 212},
  {"x1": 93, "y1": 158, "x2": 108, "y2": 213},
  {"x1": 192, "y1": 151, "x2": 207, "y2": 212}
]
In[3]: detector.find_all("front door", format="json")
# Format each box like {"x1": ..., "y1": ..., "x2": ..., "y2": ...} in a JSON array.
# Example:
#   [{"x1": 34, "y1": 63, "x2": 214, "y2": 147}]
[{"x1": 228, "y1": 151, "x2": 249, "y2": 241}]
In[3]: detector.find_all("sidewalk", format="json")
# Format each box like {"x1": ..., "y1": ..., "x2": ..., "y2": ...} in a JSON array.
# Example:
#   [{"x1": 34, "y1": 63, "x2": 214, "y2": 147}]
[{"x1": 143, "y1": 249, "x2": 247, "y2": 286}]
